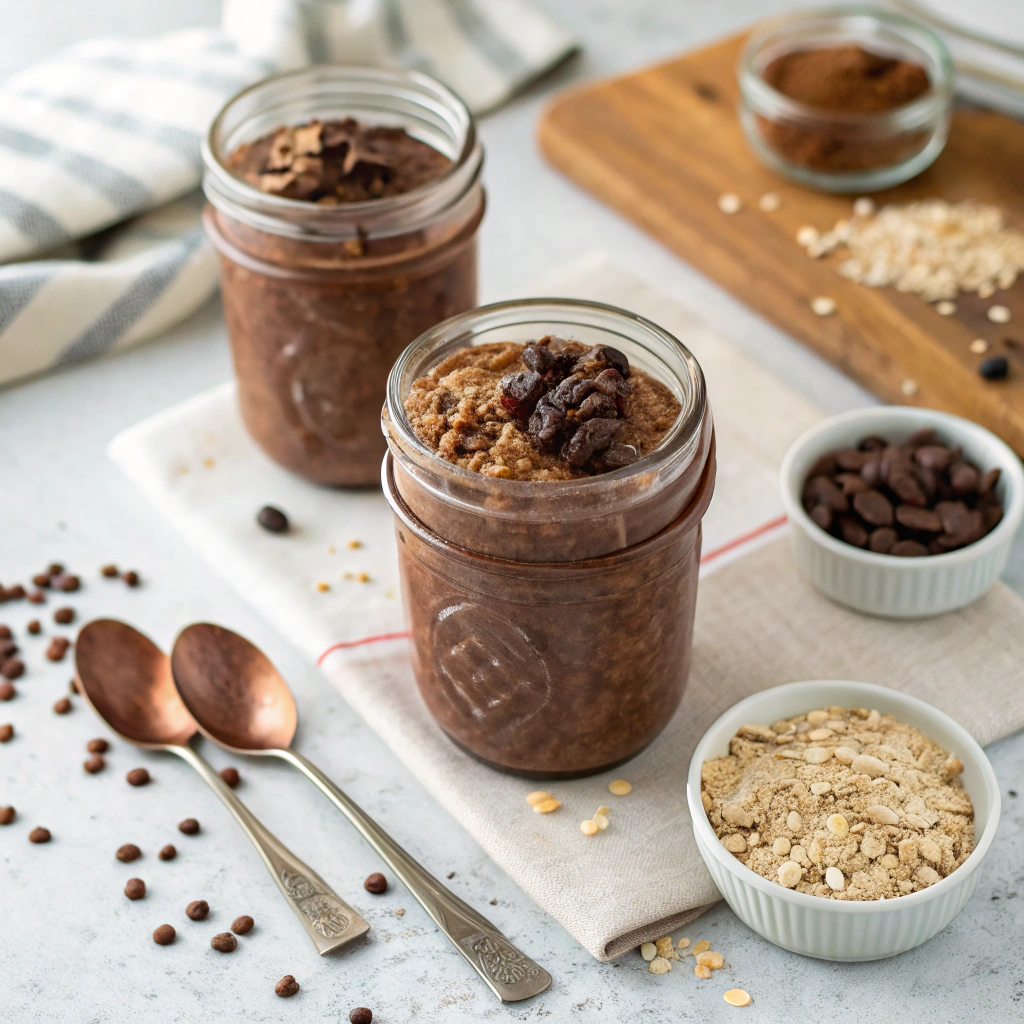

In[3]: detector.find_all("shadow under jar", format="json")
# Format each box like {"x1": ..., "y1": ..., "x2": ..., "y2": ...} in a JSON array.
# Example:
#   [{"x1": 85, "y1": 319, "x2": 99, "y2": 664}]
[
  {"x1": 382, "y1": 300, "x2": 716, "y2": 778},
  {"x1": 202, "y1": 67, "x2": 485, "y2": 486}
]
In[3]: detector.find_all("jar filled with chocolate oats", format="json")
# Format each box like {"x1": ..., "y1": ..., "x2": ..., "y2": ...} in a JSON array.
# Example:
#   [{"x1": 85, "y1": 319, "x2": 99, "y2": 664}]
[
  {"x1": 202, "y1": 67, "x2": 484, "y2": 485},
  {"x1": 382, "y1": 300, "x2": 716, "y2": 777}
]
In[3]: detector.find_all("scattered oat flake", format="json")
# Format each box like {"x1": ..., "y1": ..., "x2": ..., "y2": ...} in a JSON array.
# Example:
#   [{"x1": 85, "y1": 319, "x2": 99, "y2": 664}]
[
  {"x1": 677, "y1": 937, "x2": 691, "y2": 949},
  {"x1": 695, "y1": 964, "x2": 711, "y2": 979},
  {"x1": 608, "y1": 779, "x2": 632, "y2": 796},
  {"x1": 654, "y1": 936, "x2": 676, "y2": 959},
  {"x1": 649, "y1": 957, "x2": 672, "y2": 974},
  {"x1": 718, "y1": 193, "x2": 742, "y2": 214},
  {"x1": 797, "y1": 225, "x2": 819, "y2": 247},
  {"x1": 395, "y1": 908, "x2": 405, "y2": 917},
  {"x1": 970, "y1": 338, "x2": 990, "y2": 354},
  {"x1": 758, "y1": 192, "x2": 781, "y2": 212},
  {"x1": 811, "y1": 296, "x2": 837, "y2": 316},
  {"x1": 580, "y1": 819, "x2": 598, "y2": 836},
  {"x1": 724, "y1": 989, "x2": 752, "y2": 1007},
  {"x1": 901, "y1": 378, "x2": 919, "y2": 397},
  {"x1": 988, "y1": 305, "x2": 1011, "y2": 323},
  {"x1": 935, "y1": 300, "x2": 956, "y2": 316},
  {"x1": 696, "y1": 951, "x2": 724, "y2": 969},
  {"x1": 532, "y1": 798, "x2": 561, "y2": 814},
  {"x1": 691, "y1": 940, "x2": 711, "y2": 955},
  {"x1": 316, "y1": 582, "x2": 330, "y2": 592}
]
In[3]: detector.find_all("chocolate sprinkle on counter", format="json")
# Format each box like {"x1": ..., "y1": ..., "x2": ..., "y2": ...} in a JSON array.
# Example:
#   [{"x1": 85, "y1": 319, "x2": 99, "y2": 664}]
[
  {"x1": 84, "y1": 755, "x2": 105, "y2": 774},
  {"x1": 186, "y1": 900, "x2": 210, "y2": 921},
  {"x1": 0, "y1": 723, "x2": 12, "y2": 743},
  {"x1": 0, "y1": 806, "x2": 14, "y2": 825},
  {"x1": 0, "y1": 682, "x2": 16, "y2": 701},
  {"x1": 153, "y1": 924, "x2": 176, "y2": 945},
  {"x1": 2, "y1": 658, "x2": 25, "y2": 680},
  {"x1": 178, "y1": 818, "x2": 200, "y2": 835},
  {"x1": 87, "y1": 738, "x2": 109, "y2": 754},
  {"x1": 159, "y1": 844, "x2": 177, "y2": 861},
  {"x1": 123, "y1": 571, "x2": 141, "y2": 587},
  {"x1": 53, "y1": 698, "x2": 72, "y2": 715},
  {"x1": 125, "y1": 878, "x2": 146, "y2": 900},
  {"x1": 231, "y1": 915, "x2": 254, "y2": 935},
  {"x1": 116, "y1": 844, "x2": 142, "y2": 863},
  {"x1": 53, "y1": 607, "x2": 75, "y2": 625},
  {"x1": 27, "y1": 620, "x2": 41, "y2": 634},
  {"x1": 126, "y1": 768, "x2": 151, "y2": 787},
  {"x1": 349, "y1": 1009, "x2": 373, "y2": 1024},
  {"x1": 363, "y1": 872, "x2": 388, "y2": 894},
  {"x1": 211, "y1": 932, "x2": 238, "y2": 953},
  {"x1": 219, "y1": 767, "x2": 240, "y2": 788},
  {"x1": 29, "y1": 826, "x2": 51, "y2": 843},
  {"x1": 101, "y1": 564, "x2": 119, "y2": 578},
  {"x1": 275, "y1": 975, "x2": 300, "y2": 998}
]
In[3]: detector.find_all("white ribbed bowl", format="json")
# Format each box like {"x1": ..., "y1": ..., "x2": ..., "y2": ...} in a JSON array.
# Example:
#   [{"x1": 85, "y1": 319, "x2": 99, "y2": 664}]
[
  {"x1": 780, "y1": 407, "x2": 1024, "y2": 618},
  {"x1": 687, "y1": 680, "x2": 1000, "y2": 961}
]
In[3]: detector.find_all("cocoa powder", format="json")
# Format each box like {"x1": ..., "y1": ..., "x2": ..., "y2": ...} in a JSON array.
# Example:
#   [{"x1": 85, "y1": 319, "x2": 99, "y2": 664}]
[{"x1": 759, "y1": 45, "x2": 931, "y2": 173}]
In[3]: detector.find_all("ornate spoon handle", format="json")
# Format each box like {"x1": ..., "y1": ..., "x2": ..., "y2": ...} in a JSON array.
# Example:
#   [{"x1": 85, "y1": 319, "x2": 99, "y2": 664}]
[
  {"x1": 173, "y1": 743, "x2": 369, "y2": 955},
  {"x1": 279, "y1": 747, "x2": 552, "y2": 1001}
]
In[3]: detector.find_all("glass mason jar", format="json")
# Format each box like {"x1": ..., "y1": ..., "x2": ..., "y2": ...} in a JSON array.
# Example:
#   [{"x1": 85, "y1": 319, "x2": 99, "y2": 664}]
[
  {"x1": 738, "y1": 7, "x2": 953, "y2": 193},
  {"x1": 382, "y1": 300, "x2": 716, "y2": 778},
  {"x1": 202, "y1": 67, "x2": 485, "y2": 486}
]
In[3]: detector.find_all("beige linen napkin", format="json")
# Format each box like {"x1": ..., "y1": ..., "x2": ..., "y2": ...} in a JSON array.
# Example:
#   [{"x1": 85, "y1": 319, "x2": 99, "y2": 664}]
[{"x1": 109, "y1": 256, "x2": 1024, "y2": 960}]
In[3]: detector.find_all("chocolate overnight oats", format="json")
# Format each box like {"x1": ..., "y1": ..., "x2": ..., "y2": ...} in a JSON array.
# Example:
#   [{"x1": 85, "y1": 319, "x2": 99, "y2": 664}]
[
  {"x1": 383, "y1": 300, "x2": 716, "y2": 777},
  {"x1": 202, "y1": 68, "x2": 484, "y2": 486}
]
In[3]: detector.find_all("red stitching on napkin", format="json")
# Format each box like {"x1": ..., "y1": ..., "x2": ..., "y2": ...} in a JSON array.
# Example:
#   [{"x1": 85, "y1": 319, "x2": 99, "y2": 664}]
[
  {"x1": 317, "y1": 631, "x2": 411, "y2": 665},
  {"x1": 700, "y1": 513, "x2": 788, "y2": 566},
  {"x1": 317, "y1": 515, "x2": 788, "y2": 664}
]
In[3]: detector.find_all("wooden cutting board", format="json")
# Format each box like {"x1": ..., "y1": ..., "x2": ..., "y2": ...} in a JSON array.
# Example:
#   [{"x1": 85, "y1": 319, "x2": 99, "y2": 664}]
[{"x1": 538, "y1": 32, "x2": 1024, "y2": 456}]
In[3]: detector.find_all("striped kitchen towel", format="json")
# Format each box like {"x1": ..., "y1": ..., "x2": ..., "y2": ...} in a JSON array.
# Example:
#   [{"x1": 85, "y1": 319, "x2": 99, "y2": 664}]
[{"x1": 0, "y1": 0, "x2": 576, "y2": 389}]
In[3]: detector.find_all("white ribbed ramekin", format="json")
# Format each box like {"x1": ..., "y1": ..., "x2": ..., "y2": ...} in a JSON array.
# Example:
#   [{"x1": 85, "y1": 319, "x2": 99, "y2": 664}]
[
  {"x1": 686, "y1": 680, "x2": 1000, "y2": 962},
  {"x1": 780, "y1": 407, "x2": 1024, "y2": 618}
]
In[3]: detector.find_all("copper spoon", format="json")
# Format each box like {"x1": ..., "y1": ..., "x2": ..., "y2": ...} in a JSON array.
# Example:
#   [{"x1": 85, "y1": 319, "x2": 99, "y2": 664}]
[
  {"x1": 170, "y1": 622, "x2": 553, "y2": 1004},
  {"x1": 74, "y1": 619, "x2": 369, "y2": 955}
]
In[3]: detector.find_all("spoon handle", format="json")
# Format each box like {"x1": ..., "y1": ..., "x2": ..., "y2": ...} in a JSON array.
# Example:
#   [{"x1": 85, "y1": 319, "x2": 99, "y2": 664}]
[
  {"x1": 278, "y1": 748, "x2": 552, "y2": 1002},
  {"x1": 172, "y1": 744, "x2": 369, "y2": 955}
]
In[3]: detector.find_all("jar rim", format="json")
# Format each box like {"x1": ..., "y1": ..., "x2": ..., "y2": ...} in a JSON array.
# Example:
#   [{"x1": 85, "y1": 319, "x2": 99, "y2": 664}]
[
  {"x1": 201, "y1": 65, "x2": 483, "y2": 241},
  {"x1": 739, "y1": 6, "x2": 954, "y2": 131},
  {"x1": 384, "y1": 297, "x2": 708, "y2": 495}
]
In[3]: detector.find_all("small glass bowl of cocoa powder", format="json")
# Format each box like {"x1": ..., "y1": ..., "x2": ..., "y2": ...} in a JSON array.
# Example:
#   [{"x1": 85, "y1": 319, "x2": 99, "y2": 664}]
[{"x1": 738, "y1": 7, "x2": 953, "y2": 192}]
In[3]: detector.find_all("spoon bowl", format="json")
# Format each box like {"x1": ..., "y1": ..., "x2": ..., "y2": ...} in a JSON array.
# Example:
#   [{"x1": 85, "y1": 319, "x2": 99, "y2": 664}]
[
  {"x1": 171, "y1": 622, "x2": 297, "y2": 752},
  {"x1": 76, "y1": 619, "x2": 197, "y2": 748}
]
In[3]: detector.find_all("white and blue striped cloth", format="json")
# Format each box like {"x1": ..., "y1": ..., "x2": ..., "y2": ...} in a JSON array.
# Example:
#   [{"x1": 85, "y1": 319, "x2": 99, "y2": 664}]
[{"x1": 0, "y1": 0, "x2": 576, "y2": 388}]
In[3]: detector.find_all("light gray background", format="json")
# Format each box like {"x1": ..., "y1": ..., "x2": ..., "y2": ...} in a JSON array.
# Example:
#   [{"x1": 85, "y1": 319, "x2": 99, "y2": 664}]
[{"x1": 0, "y1": 2, "x2": 1021, "y2": 1022}]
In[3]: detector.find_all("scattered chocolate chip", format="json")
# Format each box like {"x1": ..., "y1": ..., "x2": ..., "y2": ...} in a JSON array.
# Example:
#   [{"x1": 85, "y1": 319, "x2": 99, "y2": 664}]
[
  {"x1": 178, "y1": 818, "x2": 200, "y2": 835},
  {"x1": 153, "y1": 924, "x2": 176, "y2": 945},
  {"x1": 257, "y1": 506, "x2": 290, "y2": 534},
  {"x1": 27, "y1": 590, "x2": 46, "y2": 604},
  {"x1": 53, "y1": 574, "x2": 80, "y2": 593},
  {"x1": 446, "y1": 871, "x2": 455, "y2": 879},
  {"x1": 117, "y1": 843, "x2": 142, "y2": 863},
  {"x1": 87, "y1": 738, "x2": 109, "y2": 754},
  {"x1": 0, "y1": 806, "x2": 14, "y2": 825},
  {"x1": 69, "y1": 678, "x2": 79, "y2": 695},
  {"x1": 186, "y1": 900, "x2": 210, "y2": 921},
  {"x1": 84, "y1": 755, "x2": 105, "y2": 774},
  {"x1": 27, "y1": 620, "x2": 41, "y2": 635},
  {"x1": 2, "y1": 658, "x2": 24, "y2": 680},
  {"x1": 53, "y1": 607, "x2": 75, "y2": 625},
  {"x1": 3, "y1": 585, "x2": 26, "y2": 601},
  {"x1": 32, "y1": 573, "x2": 51, "y2": 588},
  {"x1": 0, "y1": 682, "x2": 15, "y2": 701},
  {"x1": 275, "y1": 975, "x2": 300, "y2": 998},
  {"x1": 349, "y1": 1008, "x2": 373, "y2": 1024},
  {"x1": 218, "y1": 767, "x2": 240, "y2": 788},
  {"x1": 47, "y1": 563, "x2": 64, "y2": 576},
  {"x1": 126, "y1": 768, "x2": 151, "y2": 787},
  {"x1": 45, "y1": 639, "x2": 69, "y2": 662},
  {"x1": 0, "y1": 626, "x2": 10, "y2": 639},
  {"x1": 231, "y1": 915, "x2": 255, "y2": 935},
  {"x1": 0, "y1": 639, "x2": 16, "y2": 660},
  {"x1": 0, "y1": 723, "x2": 12, "y2": 743},
  {"x1": 100, "y1": 564, "x2": 119, "y2": 578},
  {"x1": 979, "y1": 356, "x2": 1009, "y2": 381},
  {"x1": 211, "y1": 932, "x2": 238, "y2": 952},
  {"x1": 29, "y1": 826, "x2": 51, "y2": 843},
  {"x1": 123, "y1": 570, "x2": 141, "y2": 587},
  {"x1": 159, "y1": 844, "x2": 177, "y2": 861},
  {"x1": 363, "y1": 872, "x2": 387, "y2": 894},
  {"x1": 125, "y1": 878, "x2": 146, "y2": 900},
  {"x1": 53, "y1": 698, "x2": 72, "y2": 715}
]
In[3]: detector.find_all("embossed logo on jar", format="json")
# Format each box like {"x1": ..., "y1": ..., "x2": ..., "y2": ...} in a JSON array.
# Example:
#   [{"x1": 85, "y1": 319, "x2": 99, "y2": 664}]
[
  {"x1": 430, "y1": 602, "x2": 552, "y2": 731},
  {"x1": 274, "y1": 339, "x2": 369, "y2": 447}
]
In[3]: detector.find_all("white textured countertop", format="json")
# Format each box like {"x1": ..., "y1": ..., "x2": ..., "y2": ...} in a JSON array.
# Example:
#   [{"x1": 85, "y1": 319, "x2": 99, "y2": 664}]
[{"x1": 1, "y1": 2, "x2": 1022, "y2": 1022}]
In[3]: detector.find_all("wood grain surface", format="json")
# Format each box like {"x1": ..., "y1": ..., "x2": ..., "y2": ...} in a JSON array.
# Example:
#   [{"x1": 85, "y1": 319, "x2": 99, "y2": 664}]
[{"x1": 538, "y1": 32, "x2": 1024, "y2": 456}]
